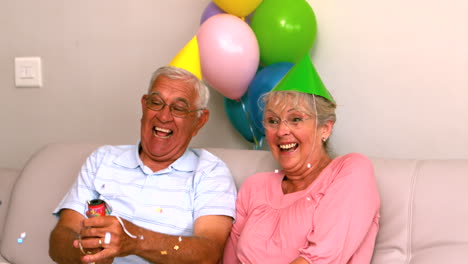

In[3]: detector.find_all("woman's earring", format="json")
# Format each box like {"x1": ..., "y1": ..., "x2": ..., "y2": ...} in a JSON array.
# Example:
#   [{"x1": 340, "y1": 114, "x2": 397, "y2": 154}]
[{"x1": 322, "y1": 137, "x2": 327, "y2": 142}]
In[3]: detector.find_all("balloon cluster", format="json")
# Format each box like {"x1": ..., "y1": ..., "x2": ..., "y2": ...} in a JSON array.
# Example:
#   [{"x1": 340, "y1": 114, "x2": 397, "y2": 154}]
[{"x1": 174, "y1": 0, "x2": 318, "y2": 149}]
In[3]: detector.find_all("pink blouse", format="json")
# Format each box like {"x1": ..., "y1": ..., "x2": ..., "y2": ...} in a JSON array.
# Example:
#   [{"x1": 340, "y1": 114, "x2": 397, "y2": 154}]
[{"x1": 223, "y1": 153, "x2": 380, "y2": 264}]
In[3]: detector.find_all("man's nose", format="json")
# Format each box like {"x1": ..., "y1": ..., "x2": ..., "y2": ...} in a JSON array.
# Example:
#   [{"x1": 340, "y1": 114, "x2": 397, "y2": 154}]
[{"x1": 158, "y1": 104, "x2": 174, "y2": 122}]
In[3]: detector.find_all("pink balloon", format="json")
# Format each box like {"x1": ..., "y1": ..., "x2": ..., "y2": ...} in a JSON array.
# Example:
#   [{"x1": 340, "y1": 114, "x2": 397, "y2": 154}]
[{"x1": 197, "y1": 14, "x2": 259, "y2": 100}]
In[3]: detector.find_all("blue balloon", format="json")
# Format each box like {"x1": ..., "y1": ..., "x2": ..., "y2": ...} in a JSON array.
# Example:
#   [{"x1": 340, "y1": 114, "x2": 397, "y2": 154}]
[
  {"x1": 224, "y1": 94, "x2": 264, "y2": 146},
  {"x1": 247, "y1": 62, "x2": 293, "y2": 134}
]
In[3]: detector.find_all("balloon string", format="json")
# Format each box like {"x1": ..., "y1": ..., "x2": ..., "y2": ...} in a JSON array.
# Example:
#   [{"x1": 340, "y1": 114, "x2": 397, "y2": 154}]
[
  {"x1": 256, "y1": 136, "x2": 264, "y2": 150},
  {"x1": 239, "y1": 97, "x2": 263, "y2": 150}
]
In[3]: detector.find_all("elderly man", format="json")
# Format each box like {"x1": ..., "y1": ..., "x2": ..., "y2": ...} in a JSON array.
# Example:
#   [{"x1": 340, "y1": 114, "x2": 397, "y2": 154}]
[{"x1": 49, "y1": 66, "x2": 237, "y2": 264}]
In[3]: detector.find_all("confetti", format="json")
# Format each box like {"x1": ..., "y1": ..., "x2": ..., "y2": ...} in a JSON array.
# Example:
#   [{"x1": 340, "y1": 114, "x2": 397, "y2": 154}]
[
  {"x1": 101, "y1": 184, "x2": 105, "y2": 189},
  {"x1": 139, "y1": 235, "x2": 145, "y2": 240},
  {"x1": 17, "y1": 232, "x2": 27, "y2": 244},
  {"x1": 274, "y1": 169, "x2": 279, "y2": 173},
  {"x1": 160, "y1": 250, "x2": 168, "y2": 255},
  {"x1": 178, "y1": 236, "x2": 182, "y2": 242},
  {"x1": 306, "y1": 197, "x2": 311, "y2": 201},
  {"x1": 307, "y1": 163, "x2": 311, "y2": 168},
  {"x1": 155, "y1": 207, "x2": 163, "y2": 213},
  {"x1": 173, "y1": 245, "x2": 180, "y2": 250}
]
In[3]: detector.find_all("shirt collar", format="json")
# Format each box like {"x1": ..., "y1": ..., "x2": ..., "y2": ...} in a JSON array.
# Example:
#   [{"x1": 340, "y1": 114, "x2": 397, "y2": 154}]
[
  {"x1": 170, "y1": 148, "x2": 198, "y2": 172},
  {"x1": 113, "y1": 142, "x2": 141, "y2": 169},
  {"x1": 113, "y1": 142, "x2": 198, "y2": 173}
]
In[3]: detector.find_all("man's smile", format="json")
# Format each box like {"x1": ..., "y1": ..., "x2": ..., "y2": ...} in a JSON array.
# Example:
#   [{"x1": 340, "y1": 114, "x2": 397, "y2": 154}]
[{"x1": 153, "y1": 126, "x2": 173, "y2": 139}]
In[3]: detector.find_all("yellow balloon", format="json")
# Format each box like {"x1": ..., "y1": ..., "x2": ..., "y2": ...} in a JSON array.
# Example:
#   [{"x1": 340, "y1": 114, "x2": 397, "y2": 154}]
[
  {"x1": 213, "y1": 0, "x2": 262, "y2": 17},
  {"x1": 169, "y1": 35, "x2": 203, "y2": 79}
]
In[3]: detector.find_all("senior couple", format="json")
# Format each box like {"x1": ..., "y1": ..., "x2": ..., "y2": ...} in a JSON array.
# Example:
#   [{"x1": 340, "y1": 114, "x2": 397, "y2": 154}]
[{"x1": 49, "y1": 63, "x2": 380, "y2": 264}]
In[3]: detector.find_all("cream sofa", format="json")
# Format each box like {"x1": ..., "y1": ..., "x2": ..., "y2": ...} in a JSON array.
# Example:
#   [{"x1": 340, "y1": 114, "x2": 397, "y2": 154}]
[{"x1": 1, "y1": 143, "x2": 468, "y2": 263}]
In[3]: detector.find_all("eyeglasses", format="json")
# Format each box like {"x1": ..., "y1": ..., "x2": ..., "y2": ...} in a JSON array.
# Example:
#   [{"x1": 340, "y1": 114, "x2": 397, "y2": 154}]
[
  {"x1": 145, "y1": 93, "x2": 203, "y2": 118},
  {"x1": 263, "y1": 113, "x2": 312, "y2": 130}
]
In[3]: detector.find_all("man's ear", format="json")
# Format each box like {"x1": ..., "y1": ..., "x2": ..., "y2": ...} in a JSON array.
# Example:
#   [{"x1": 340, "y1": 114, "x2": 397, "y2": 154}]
[
  {"x1": 141, "y1": 95, "x2": 147, "y2": 113},
  {"x1": 192, "y1": 109, "x2": 210, "y2": 137}
]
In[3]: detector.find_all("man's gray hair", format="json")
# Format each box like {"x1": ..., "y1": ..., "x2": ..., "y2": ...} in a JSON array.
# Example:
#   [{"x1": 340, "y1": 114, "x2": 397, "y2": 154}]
[{"x1": 147, "y1": 66, "x2": 210, "y2": 109}]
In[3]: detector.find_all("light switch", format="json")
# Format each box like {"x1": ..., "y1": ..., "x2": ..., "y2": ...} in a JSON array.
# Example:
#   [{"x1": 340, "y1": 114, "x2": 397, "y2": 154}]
[{"x1": 15, "y1": 57, "x2": 43, "y2": 88}]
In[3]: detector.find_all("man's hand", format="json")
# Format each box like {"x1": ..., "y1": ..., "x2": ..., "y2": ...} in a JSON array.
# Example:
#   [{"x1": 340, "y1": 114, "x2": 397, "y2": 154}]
[
  {"x1": 72, "y1": 229, "x2": 114, "y2": 264},
  {"x1": 50, "y1": 209, "x2": 116, "y2": 264},
  {"x1": 57, "y1": 211, "x2": 233, "y2": 264},
  {"x1": 75, "y1": 215, "x2": 139, "y2": 263}
]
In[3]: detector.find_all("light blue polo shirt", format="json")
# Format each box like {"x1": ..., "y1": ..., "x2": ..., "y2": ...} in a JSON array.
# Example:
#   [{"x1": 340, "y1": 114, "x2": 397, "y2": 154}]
[{"x1": 54, "y1": 144, "x2": 237, "y2": 263}]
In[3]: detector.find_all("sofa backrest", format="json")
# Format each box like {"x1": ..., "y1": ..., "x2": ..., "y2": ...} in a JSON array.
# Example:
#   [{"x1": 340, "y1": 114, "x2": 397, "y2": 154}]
[
  {"x1": 206, "y1": 147, "x2": 279, "y2": 187},
  {"x1": 1, "y1": 143, "x2": 468, "y2": 264},
  {"x1": 370, "y1": 158, "x2": 468, "y2": 263}
]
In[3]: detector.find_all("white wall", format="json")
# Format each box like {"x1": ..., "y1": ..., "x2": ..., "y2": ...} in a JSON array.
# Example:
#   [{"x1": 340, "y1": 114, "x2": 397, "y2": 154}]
[
  {"x1": 1, "y1": 0, "x2": 467, "y2": 169},
  {"x1": 310, "y1": 0, "x2": 468, "y2": 160}
]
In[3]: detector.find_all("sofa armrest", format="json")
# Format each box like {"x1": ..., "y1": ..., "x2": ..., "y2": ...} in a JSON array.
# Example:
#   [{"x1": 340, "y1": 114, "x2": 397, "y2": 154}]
[
  {"x1": 0, "y1": 143, "x2": 101, "y2": 264},
  {"x1": 0, "y1": 253, "x2": 12, "y2": 264},
  {"x1": 0, "y1": 168, "x2": 20, "y2": 243}
]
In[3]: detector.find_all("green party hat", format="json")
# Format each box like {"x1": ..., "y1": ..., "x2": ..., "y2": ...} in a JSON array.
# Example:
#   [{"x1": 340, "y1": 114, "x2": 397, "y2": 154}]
[{"x1": 272, "y1": 55, "x2": 333, "y2": 102}]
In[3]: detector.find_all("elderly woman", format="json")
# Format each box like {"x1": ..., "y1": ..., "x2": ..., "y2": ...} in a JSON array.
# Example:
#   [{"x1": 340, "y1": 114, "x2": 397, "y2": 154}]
[{"x1": 223, "y1": 82, "x2": 380, "y2": 263}]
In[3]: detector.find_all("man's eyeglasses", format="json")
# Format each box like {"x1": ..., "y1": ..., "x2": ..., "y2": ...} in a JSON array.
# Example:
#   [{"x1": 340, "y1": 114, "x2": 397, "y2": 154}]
[
  {"x1": 145, "y1": 93, "x2": 202, "y2": 118},
  {"x1": 263, "y1": 113, "x2": 312, "y2": 130}
]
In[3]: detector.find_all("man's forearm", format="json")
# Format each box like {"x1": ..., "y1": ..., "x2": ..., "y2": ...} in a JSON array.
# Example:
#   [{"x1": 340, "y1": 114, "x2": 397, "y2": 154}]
[
  {"x1": 78, "y1": 215, "x2": 231, "y2": 264},
  {"x1": 134, "y1": 230, "x2": 223, "y2": 264},
  {"x1": 49, "y1": 225, "x2": 84, "y2": 264}
]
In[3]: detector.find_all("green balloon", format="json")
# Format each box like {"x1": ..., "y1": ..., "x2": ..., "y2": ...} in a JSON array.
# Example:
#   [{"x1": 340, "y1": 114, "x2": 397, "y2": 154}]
[{"x1": 251, "y1": 0, "x2": 318, "y2": 66}]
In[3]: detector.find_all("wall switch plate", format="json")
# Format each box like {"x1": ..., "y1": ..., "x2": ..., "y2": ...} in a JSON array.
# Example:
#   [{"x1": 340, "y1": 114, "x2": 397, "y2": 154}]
[{"x1": 15, "y1": 57, "x2": 43, "y2": 88}]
